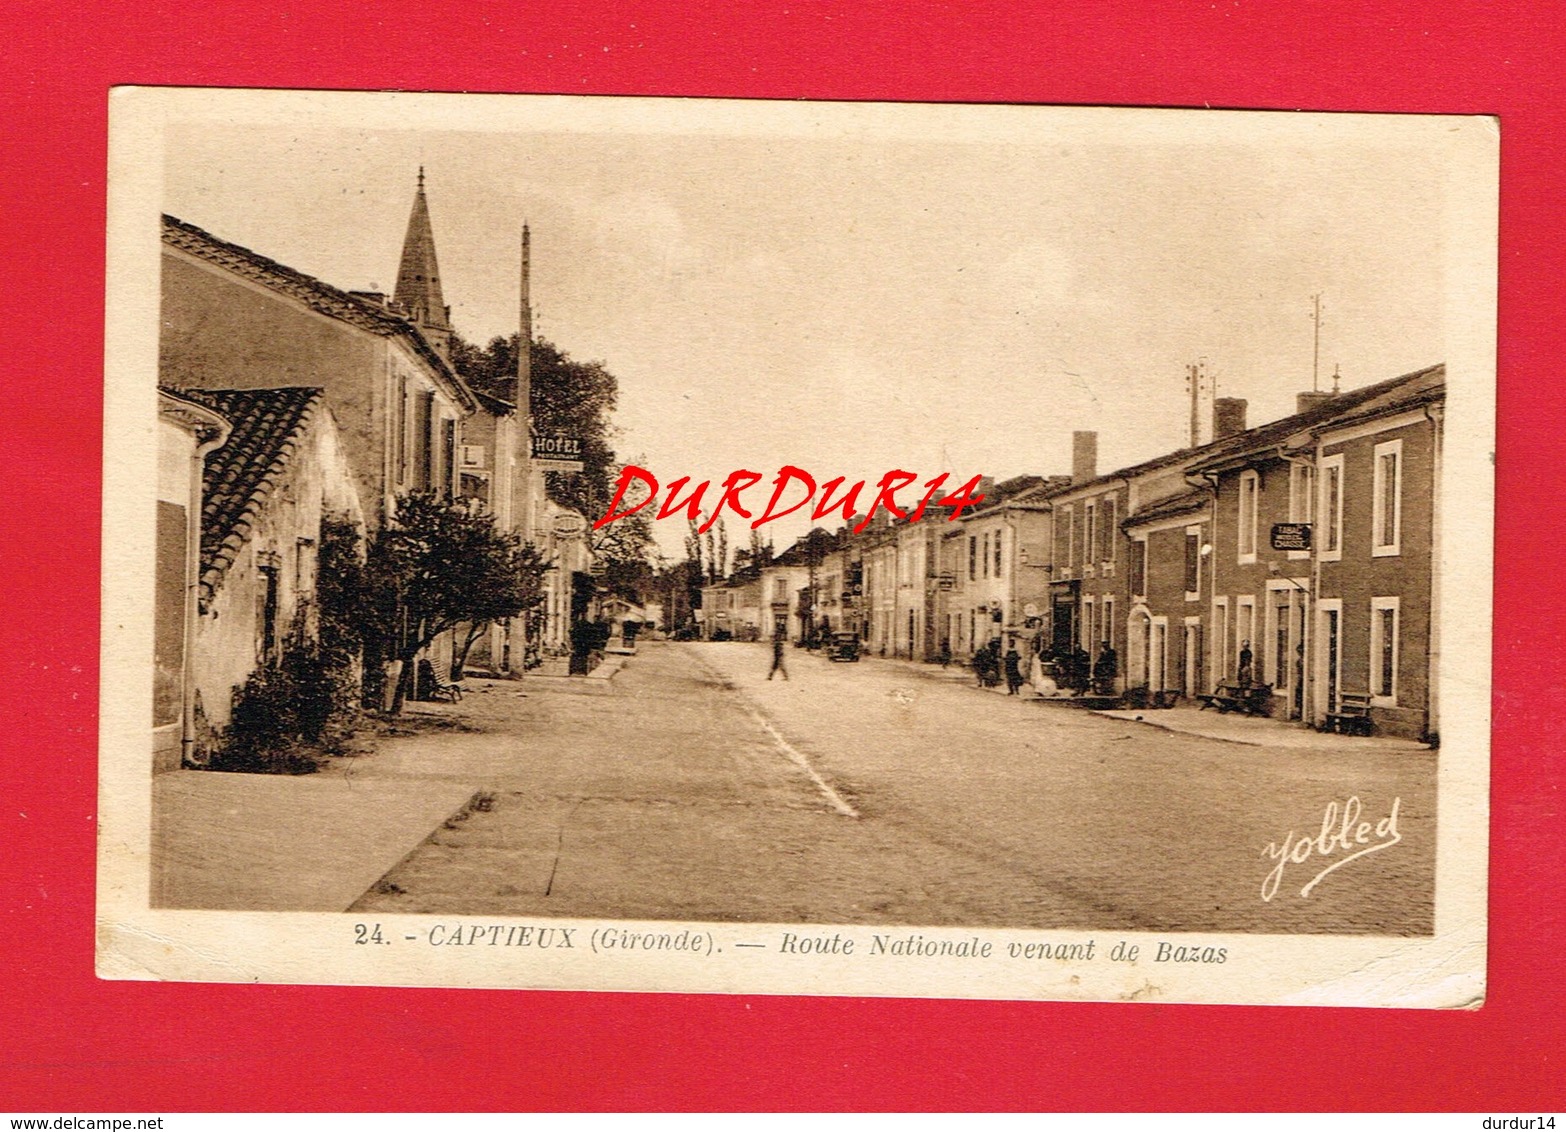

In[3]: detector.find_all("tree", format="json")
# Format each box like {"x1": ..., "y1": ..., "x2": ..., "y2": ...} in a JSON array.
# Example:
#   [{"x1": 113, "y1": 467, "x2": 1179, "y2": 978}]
[
  {"x1": 366, "y1": 491, "x2": 546, "y2": 714},
  {"x1": 449, "y1": 332, "x2": 619, "y2": 521}
]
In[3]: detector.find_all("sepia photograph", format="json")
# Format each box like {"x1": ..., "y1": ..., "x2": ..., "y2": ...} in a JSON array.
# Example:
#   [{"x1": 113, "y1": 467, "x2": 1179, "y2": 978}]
[{"x1": 99, "y1": 89, "x2": 1496, "y2": 1006}]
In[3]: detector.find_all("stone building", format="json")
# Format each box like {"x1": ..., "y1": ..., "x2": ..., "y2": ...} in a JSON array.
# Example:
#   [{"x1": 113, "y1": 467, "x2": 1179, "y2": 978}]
[{"x1": 158, "y1": 387, "x2": 366, "y2": 765}]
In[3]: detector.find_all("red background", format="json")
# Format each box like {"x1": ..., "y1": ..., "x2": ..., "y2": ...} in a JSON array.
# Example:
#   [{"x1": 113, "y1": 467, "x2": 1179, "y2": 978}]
[{"x1": 0, "y1": 0, "x2": 1557, "y2": 1112}]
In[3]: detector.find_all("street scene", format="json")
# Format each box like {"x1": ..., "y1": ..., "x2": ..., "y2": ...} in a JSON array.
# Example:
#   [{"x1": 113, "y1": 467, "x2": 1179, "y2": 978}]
[
  {"x1": 131, "y1": 96, "x2": 1489, "y2": 951},
  {"x1": 338, "y1": 641, "x2": 1434, "y2": 935}
]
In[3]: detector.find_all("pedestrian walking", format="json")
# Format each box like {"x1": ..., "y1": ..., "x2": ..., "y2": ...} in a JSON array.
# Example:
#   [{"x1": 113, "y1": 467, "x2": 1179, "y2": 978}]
[
  {"x1": 1004, "y1": 646, "x2": 1024, "y2": 695},
  {"x1": 768, "y1": 632, "x2": 789, "y2": 681}
]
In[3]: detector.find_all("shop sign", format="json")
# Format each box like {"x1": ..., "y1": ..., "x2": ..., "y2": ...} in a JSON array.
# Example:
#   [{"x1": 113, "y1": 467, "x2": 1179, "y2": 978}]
[
  {"x1": 551, "y1": 512, "x2": 587, "y2": 539},
  {"x1": 532, "y1": 434, "x2": 584, "y2": 471},
  {"x1": 1270, "y1": 523, "x2": 1312, "y2": 551}
]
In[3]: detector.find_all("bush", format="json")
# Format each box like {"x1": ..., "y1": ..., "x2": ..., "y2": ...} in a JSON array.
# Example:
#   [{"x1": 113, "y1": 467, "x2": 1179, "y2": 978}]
[{"x1": 214, "y1": 640, "x2": 348, "y2": 773}]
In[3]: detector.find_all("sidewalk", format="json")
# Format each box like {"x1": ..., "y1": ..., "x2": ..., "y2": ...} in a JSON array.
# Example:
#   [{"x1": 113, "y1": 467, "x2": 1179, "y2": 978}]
[
  {"x1": 152, "y1": 649, "x2": 642, "y2": 911},
  {"x1": 828, "y1": 649, "x2": 1431, "y2": 752},
  {"x1": 1094, "y1": 704, "x2": 1432, "y2": 753},
  {"x1": 152, "y1": 768, "x2": 479, "y2": 911}
]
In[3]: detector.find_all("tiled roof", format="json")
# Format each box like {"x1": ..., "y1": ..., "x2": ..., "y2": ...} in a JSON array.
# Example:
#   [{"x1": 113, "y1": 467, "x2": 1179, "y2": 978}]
[
  {"x1": 1123, "y1": 487, "x2": 1208, "y2": 529},
  {"x1": 162, "y1": 215, "x2": 477, "y2": 413},
  {"x1": 179, "y1": 387, "x2": 324, "y2": 611},
  {"x1": 1188, "y1": 364, "x2": 1444, "y2": 474}
]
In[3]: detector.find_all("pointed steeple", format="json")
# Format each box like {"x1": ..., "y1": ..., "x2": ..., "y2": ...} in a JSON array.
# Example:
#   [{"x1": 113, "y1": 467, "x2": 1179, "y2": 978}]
[{"x1": 394, "y1": 166, "x2": 452, "y2": 362}]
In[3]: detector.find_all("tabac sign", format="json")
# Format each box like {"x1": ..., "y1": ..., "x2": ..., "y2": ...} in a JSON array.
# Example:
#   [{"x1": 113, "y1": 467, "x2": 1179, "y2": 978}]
[
  {"x1": 1270, "y1": 523, "x2": 1312, "y2": 551},
  {"x1": 532, "y1": 435, "x2": 584, "y2": 472}
]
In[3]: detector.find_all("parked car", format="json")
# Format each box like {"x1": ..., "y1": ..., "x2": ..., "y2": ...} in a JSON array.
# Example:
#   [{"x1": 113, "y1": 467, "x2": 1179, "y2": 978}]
[{"x1": 827, "y1": 631, "x2": 861, "y2": 662}]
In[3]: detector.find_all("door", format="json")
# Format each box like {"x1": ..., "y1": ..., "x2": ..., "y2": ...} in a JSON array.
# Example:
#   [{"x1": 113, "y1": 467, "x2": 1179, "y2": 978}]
[
  {"x1": 1183, "y1": 621, "x2": 1203, "y2": 698},
  {"x1": 1317, "y1": 605, "x2": 1342, "y2": 717},
  {"x1": 1150, "y1": 620, "x2": 1167, "y2": 694}
]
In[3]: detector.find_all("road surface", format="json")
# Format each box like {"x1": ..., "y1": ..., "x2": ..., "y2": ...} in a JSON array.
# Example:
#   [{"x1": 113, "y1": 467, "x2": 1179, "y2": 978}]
[{"x1": 350, "y1": 641, "x2": 1436, "y2": 934}]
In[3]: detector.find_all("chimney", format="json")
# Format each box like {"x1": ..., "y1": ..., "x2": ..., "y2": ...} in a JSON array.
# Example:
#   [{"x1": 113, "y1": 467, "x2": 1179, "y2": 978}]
[
  {"x1": 1296, "y1": 390, "x2": 1335, "y2": 415},
  {"x1": 1072, "y1": 431, "x2": 1098, "y2": 485},
  {"x1": 1213, "y1": 397, "x2": 1248, "y2": 439},
  {"x1": 976, "y1": 475, "x2": 997, "y2": 506}
]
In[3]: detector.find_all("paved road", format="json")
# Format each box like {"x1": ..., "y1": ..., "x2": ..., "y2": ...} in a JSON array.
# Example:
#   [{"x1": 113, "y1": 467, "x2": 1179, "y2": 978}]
[{"x1": 351, "y1": 641, "x2": 1436, "y2": 934}]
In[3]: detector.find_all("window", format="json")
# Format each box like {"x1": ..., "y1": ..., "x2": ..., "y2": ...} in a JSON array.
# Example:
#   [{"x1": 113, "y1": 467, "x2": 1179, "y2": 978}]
[
  {"x1": 1184, "y1": 526, "x2": 1202, "y2": 599},
  {"x1": 258, "y1": 562, "x2": 280, "y2": 665},
  {"x1": 993, "y1": 529, "x2": 1003, "y2": 577},
  {"x1": 1370, "y1": 597, "x2": 1400, "y2": 704},
  {"x1": 1101, "y1": 496, "x2": 1116, "y2": 564},
  {"x1": 419, "y1": 391, "x2": 436, "y2": 490},
  {"x1": 1083, "y1": 597, "x2": 1095, "y2": 650},
  {"x1": 1084, "y1": 504, "x2": 1096, "y2": 573},
  {"x1": 1062, "y1": 504, "x2": 1075, "y2": 573},
  {"x1": 1372, "y1": 439, "x2": 1403, "y2": 556},
  {"x1": 442, "y1": 418, "x2": 457, "y2": 498},
  {"x1": 1130, "y1": 538, "x2": 1147, "y2": 598},
  {"x1": 1237, "y1": 470, "x2": 1259, "y2": 563},
  {"x1": 1103, "y1": 595, "x2": 1115, "y2": 652},
  {"x1": 396, "y1": 376, "x2": 410, "y2": 483},
  {"x1": 981, "y1": 532, "x2": 990, "y2": 579},
  {"x1": 1319, "y1": 454, "x2": 1344, "y2": 560},
  {"x1": 1287, "y1": 463, "x2": 1315, "y2": 560},
  {"x1": 968, "y1": 535, "x2": 977, "y2": 581}
]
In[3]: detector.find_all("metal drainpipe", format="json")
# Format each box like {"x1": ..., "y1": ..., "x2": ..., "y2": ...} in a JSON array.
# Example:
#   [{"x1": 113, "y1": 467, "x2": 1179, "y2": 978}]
[{"x1": 183, "y1": 423, "x2": 229, "y2": 768}]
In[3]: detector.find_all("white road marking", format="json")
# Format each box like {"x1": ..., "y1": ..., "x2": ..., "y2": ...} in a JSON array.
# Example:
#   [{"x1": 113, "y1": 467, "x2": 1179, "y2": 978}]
[
  {"x1": 746, "y1": 706, "x2": 859, "y2": 818},
  {"x1": 684, "y1": 645, "x2": 859, "y2": 818}
]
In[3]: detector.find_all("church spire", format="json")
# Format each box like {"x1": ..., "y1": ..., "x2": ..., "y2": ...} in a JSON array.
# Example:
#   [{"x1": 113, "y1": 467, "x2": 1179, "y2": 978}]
[{"x1": 394, "y1": 167, "x2": 452, "y2": 362}]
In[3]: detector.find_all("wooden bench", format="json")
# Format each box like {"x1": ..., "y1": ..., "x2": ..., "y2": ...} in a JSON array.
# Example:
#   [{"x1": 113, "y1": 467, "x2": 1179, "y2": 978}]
[
  {"x1": 1324, "y1": 692, "x2": 1373, "y2": 735},
  {"x1": 1196, "y1": 682, "x2": 1273, "y2": 716}
]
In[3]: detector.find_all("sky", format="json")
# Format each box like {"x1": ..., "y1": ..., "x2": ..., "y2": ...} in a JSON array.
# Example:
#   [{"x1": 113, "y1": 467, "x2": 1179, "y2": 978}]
[{"x1": 162, "y1": 97, "x2": 1457, "y2": 559}]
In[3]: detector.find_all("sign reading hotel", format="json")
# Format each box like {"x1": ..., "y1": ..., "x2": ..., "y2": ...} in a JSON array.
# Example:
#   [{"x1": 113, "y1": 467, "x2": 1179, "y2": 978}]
[{"x1": 532, "y1": 434, "x2": 584, "y2": 472}]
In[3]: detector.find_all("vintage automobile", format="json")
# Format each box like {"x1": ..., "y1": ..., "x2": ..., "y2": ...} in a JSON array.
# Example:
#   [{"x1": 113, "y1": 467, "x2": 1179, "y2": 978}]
[{"x1": 827, "y1": 631, "x2": 861, "y2": 662}]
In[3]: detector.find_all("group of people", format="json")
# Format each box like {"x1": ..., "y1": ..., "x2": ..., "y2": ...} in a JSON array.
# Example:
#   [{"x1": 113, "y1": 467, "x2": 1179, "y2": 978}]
[
  {"x1": 970, "y1": 638, "x2": 1028, "y2": 695},
  {"x1": 969, "y1": 637, "x2": 1120, "y2": 698}
]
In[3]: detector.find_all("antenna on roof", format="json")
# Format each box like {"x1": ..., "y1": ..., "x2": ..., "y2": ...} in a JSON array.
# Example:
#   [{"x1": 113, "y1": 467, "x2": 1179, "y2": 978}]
[{"x1": 1310, "y1": 293, "x2": 1324, "y2": 392}]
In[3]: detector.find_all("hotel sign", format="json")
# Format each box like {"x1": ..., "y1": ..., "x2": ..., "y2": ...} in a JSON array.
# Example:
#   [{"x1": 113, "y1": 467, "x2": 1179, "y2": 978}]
[
  {"x1": 1270, "y1": 523, "x2": 1312, "y2": 551},
  {"x1": 532, "y1": 434, "x2": 584, "y2": 472}
]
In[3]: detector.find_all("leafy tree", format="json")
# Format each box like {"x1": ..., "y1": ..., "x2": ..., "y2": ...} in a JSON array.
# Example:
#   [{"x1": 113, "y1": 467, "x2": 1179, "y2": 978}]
[
  {"x1": 451, "y1": 331, "x2": 657, "y2": 602},
  {"x1": 366, "y1": 491, "x2": 546, "y2": 714},
  {"x1": 449, "y1": 332, "x2": 618, "y2": 521}
]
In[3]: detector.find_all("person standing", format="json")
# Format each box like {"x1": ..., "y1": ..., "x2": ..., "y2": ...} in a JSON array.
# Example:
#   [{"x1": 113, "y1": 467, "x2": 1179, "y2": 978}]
[
  {"x1": 1004, "y1": 645, "x2": 1024, "y2": 695},
  {"x1": 1237, "y1": 639, "x2": 1254, "y2": 687},
  {"x1": 768, "y1": 631, "x2": 789, "y2": 681},
  {"x1": 1093, "y1": 640, "x2": 1119, "y2": 696}
]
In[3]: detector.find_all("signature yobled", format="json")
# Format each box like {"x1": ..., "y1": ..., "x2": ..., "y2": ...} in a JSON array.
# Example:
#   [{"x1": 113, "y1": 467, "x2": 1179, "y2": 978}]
[{"x1": 1261, "y1": 795, "x2": 1403, "y2": 901}]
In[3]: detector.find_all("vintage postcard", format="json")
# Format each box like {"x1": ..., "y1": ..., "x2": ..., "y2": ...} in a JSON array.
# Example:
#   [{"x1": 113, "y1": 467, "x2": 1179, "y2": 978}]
[{"x1": 98, "y1": 88, "x2": 1496, "y2": 1006}]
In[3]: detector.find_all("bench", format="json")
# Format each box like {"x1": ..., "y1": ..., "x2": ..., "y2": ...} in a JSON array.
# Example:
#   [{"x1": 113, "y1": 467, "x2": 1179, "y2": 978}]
[
  {"x1": 417, "y1": 657, "x2": 464, "y2": 703},
  {"x1": 1196, "y1": 682, "x2": 1273, "y2": 716},
  {"x1": 1324, "y1": 691, "x2": 1373, "y2": 735}
]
